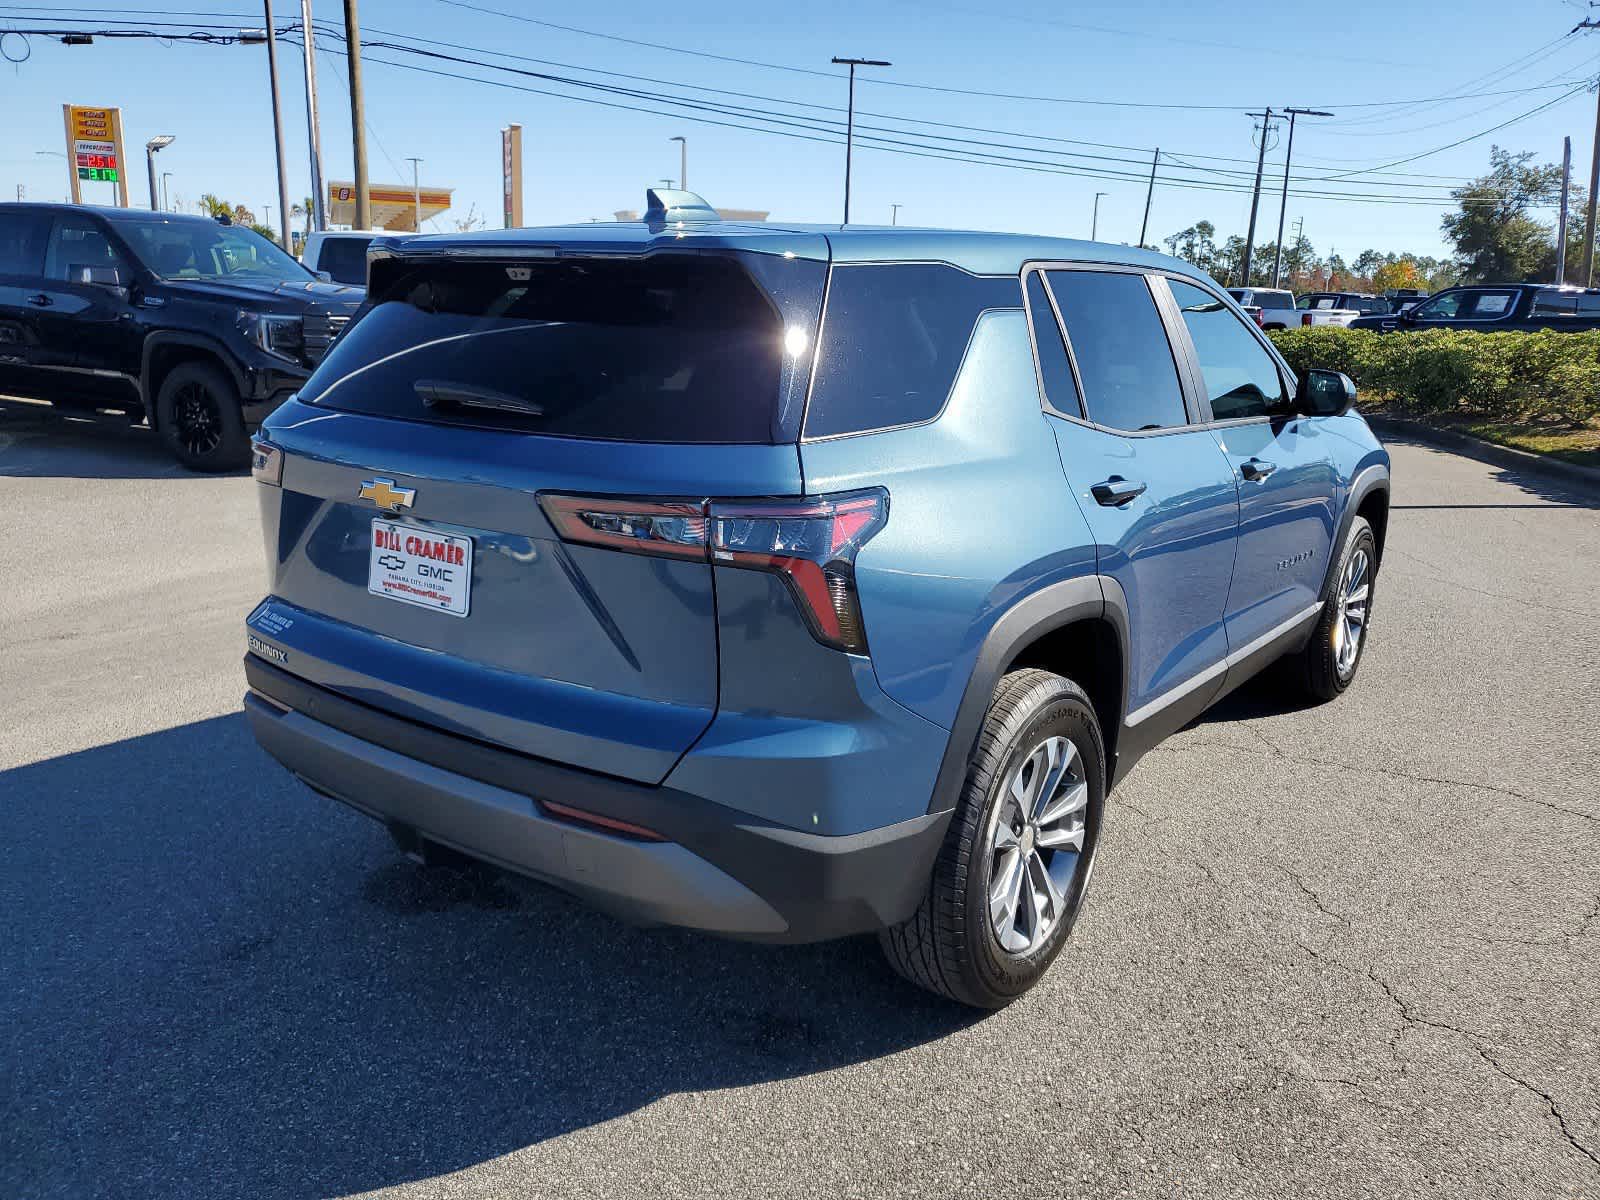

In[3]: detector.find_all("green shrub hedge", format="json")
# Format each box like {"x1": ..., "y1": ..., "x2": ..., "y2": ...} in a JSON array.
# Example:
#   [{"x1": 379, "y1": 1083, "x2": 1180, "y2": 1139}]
[{"x1": 1266, "y1": 327, "x2": 1600, "y2": 424}]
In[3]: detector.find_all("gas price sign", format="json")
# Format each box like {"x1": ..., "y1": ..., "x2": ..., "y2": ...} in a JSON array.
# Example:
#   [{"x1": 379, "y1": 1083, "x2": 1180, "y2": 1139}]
[{"x1": 62, "y1": 105, "x2": 128, "y2": 201}]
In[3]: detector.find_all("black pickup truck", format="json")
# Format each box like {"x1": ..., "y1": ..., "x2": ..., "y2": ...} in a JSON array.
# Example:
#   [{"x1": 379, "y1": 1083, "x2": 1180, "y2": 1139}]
[
  {"x1": 1349, "y1": 283, "x2": 1600, "y2": 333},
  {"x1": 0, "y1": 202, "x2": 362, "y2": 470}
]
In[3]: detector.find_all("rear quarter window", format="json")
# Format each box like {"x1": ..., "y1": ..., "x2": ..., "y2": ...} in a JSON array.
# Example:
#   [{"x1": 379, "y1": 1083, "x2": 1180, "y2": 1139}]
[
  {"x1": 0, "y1": 210, "x2": 49, "y2": 275},
  {"x1": 803, "y1": 264, "x2": 1019, "y2": 439}
]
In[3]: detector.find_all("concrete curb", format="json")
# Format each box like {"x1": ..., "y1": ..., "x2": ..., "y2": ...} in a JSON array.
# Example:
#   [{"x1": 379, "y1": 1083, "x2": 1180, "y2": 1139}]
[{"x1": 1365, "y1": 414, "x2": 1600, "y2": 497}]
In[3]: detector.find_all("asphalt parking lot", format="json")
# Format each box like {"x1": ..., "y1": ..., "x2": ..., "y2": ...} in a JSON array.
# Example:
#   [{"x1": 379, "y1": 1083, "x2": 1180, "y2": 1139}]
[{"x1": 3, "y1": 406, "x2": 1597, "y2": 1200}]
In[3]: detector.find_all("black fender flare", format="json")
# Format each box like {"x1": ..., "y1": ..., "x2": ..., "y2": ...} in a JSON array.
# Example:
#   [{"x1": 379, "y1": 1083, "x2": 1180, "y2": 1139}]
[
  {"x1": 140, "y1": 332, "x2": 248, "y2": 425},
  {"x1": 1320, "y1": 462, "x2": 1390, "y2": 599},
  {"x1": 925, "y1": 573, "x2": 1130, "y2": 815}
]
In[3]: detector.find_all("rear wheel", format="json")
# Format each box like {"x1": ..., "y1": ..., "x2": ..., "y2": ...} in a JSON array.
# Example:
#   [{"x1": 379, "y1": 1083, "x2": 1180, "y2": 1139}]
[
  {"x1": 1287, "y1": 516, "x2": 1376, "y2": 702},
  {"x1": 880, "y1": 669, "x2": 1104, "y2": 1009},
  {"x1": 155, "y1": 361, "x2": 250, "y2": 472}
]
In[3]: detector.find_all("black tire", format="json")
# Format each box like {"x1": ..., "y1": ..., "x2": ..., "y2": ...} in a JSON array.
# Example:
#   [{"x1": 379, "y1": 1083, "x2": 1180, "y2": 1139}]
[
  {"x1": 880, "y1": 669, "x2": 1105, "y2": 1009},
  {"x1": 155, "y1": 361, "x2": 250, "y2": 472},
  {"x1": 1287, "y1": 516, "x2": 1377, "y2": 702}
]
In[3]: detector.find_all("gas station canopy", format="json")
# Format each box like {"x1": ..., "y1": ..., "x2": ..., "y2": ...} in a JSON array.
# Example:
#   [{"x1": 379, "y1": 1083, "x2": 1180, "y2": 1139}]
[{"x1": 327, "y1": 181, "x2": 452, "y2": 231}]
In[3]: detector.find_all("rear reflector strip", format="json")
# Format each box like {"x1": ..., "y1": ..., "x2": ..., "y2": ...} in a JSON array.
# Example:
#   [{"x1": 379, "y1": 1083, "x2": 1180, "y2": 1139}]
[{"x1": 539, "y1": 798, "x2": 668, "y2": 842}]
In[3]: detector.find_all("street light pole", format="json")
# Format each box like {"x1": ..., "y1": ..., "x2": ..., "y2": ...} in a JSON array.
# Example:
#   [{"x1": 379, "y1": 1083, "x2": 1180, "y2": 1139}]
[
  {"x1": 1138, "y1": 147, "x2": 1159, "y2": 247},
  {"x1": 300, "y1": 0, "x2": 327, "y2": 233},
  {"x1": 144, "y1": 135, "x2": 174, "y2": 211},
  {"x1": 1272, "y1": 107, "x2": 1333, "y2": 288},
  {"x1": 830, "y1": 56, "x2": 890, "y2": 224},
  {"x1": 261, "y1": 1, "x2": 294, "y2": 250},
  {"x1": 407, "y1": 156, "x2": 423, "y2": 232},
  {"x1": 670, "y1": 136, "x2": 687, "y2": 191},
  {"x1": 1091, "y1": 191, "x2": 1108, "y2": 241},
  {"x1": 161, "y1": 171, "x2": 172, "y2": 212}
]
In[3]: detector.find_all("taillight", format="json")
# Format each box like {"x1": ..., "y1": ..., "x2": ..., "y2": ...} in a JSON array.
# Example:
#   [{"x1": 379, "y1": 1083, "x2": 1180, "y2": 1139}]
[
  {"x1": 537, "y1": 488, "x2": 889, "y2": 655},
  {"x1": 1302, "y1": 313, "x2": 1314, "y2": 327},
  {"x1": 1253, "y1": 309, "x2": 1265, "y2": 328}
]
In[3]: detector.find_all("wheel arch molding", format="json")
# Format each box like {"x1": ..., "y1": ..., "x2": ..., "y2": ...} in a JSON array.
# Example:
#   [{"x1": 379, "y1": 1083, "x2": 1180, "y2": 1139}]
[
  {"x1": 1322, "y1": 462, "x2": 1391, "y2": 600},
  {"x1": 924, "y1": 573, "x2": 1129, "y2": 816},
  {"x1": 140, "y1": 332, "x2": 249, "y2": 426}
]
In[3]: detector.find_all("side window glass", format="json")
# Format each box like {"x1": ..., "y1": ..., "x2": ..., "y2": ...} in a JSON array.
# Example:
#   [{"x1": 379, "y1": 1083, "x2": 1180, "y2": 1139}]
[
  {"x1": 1025, "y1": 272, "x2": 1082, "y2": 418},
  {"x1": 1531, "y1": 292, "x2": 1577, "y2": 318},
  {"x1": 0, "y1": 212, "x2": 50, "y2": 276},
  {"x1": 1046, "y1": 270, "x2": 1188, "y2": 432},
  {"x1": 45, "y1": 219, "x2": 125, "y2": 283},
  {"x1": 1468, "y1": 291, "x2": 1514, "y2": 318},
  {"x1": 1167, "y1": 279, "x2": 1288, "y2": 421},
  {"x1": 1415, "y1": 292, "x2": 1462, "y2": 319}
]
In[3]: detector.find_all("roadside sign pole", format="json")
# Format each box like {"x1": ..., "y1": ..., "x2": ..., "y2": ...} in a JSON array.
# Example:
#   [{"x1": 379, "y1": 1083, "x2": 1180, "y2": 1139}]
[
  {"x1": 62, "y1": 105, "x2": 81, "y2": 204},
  {"x1": 109, "y1": 109, "x2": 129, "y2": 206}
]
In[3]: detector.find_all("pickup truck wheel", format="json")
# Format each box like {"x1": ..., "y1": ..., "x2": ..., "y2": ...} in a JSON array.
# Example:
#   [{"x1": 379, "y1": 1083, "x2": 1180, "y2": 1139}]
[
  {"x1": 1288, "y1": 516, "x2": 1376, "y2": 702},
  {"x1": 155, "y1": 361, "x2": 250, "y2": 472},
  {"x1": 879, "y1": 669, "x2": 1104, "y2": 1009}
]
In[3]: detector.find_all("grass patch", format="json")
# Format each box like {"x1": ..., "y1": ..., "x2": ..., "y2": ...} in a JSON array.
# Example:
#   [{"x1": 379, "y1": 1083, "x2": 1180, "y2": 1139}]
[{"x1": 1454, "y1": 418, "x2": 1600, "y2": 468}]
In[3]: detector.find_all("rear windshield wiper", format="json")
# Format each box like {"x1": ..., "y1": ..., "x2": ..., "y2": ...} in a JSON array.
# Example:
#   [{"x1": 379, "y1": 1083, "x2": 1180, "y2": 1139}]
[{"x1": 413, "y1": 379, "x2": 544, "y2": 417}]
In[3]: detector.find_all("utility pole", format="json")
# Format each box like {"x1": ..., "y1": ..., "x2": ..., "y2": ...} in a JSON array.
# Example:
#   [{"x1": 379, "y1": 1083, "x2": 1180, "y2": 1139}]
[
  {"x1": 1090, "y1": 191, "x2": 1108, "y2": 241},
  {"x1": 301, "y1": 0, "x2": 327, "y2": 233},
  {"x1": 670, "y1": 135, "x2": 687, "y2": 191},
  {"x1": 1242, "y1": 109, "x2": 1274, "y2": 288},
  {"x1": 1272, "y1": 108, "x2": 1333, "y2": 287},
  {"x1": 1290, "y1": 215, "x2": 1304, "y2": 285},
  {"x1": 891, "y1": 203, "x2": 901, "y2": 225},
  {"x1": 407, "y1": 156, "x2": 423, "y2": 232},
  {"x1": 1557, "y1": 135, "x2": 1572, "y2": 285},
  {"x1": 344, "y1": 0, "x2": 369, "y2": 229},
  {"x1": 1580, "y1": 17, "x2": 1600, "y2": 284},
  {"x1": 263, "y1": 0, "x2": 293, "y2": 250},
  {"x1": 1138, "y1": 147, "x2": 1159, "y2": 247},
  {"x1": 830, "y1": 56, "x2": 891, "y2": 224}
]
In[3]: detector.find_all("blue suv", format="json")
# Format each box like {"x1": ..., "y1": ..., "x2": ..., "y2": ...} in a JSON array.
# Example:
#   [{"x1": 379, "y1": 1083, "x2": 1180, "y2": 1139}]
[{"x1": 244, "y1": 191, "x2": 1390, "y2": 1008}]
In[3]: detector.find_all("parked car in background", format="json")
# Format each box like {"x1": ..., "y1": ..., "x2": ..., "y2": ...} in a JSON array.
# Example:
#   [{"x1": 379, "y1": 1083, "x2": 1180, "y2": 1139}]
[
  {"x1": 1291, "y1": 292, "x2": 1389, "y2": 328},
  {"x1": 243, "y1": 190, "x2": 1391, "y2": 1009},
  {"x1": 1383, "y1": 287, "x2": 1428, "y2": 313},
  {"x1": 1348, "y1": 283, "x2": 1600, "y2": 332},
  {"x1": 299, "y1": 229, "x2": 384, "y2": 288},
  {"x1": 0, "y1": 203, "x2": 362, "y2": 469},
  {"x1": 1227, "y1": 286, "x2": 1296, "y2": 328}
]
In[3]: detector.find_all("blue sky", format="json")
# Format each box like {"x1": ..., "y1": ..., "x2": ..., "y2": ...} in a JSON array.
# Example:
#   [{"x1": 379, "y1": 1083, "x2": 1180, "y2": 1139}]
[{"x1": 2, "y1": 0, "x2": 1596, "y2": 262}]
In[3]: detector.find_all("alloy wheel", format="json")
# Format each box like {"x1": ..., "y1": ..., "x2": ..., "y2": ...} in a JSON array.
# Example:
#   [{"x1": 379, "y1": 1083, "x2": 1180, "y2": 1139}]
[
  {"x1": 987, "y1": 735, "x2": 1089, "y2": 955},
  {"x1": 1334, "y1": 547, "x2": 1370, "y2": 679},
  {"x1": 173, "y1": 382, "x2": 223, "y2": 458}
]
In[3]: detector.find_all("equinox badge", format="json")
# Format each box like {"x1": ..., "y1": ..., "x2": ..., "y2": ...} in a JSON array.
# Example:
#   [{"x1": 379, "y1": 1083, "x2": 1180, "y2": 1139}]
[{"x1": 357, "y1": 477, "x2": 416, "y2": 511}]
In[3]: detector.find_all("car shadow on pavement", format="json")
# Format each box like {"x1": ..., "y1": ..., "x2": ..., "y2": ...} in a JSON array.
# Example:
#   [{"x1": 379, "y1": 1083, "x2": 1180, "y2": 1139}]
[
  {"x1": 1378, "y1": 434, "x2": 1600, "y2": 509},
  {"x1": 0, "y1": 407, "x2": 239, "y2": 481},
  {"x1": 1, "y1": 713, "x2": 978, "y2": 1199}
]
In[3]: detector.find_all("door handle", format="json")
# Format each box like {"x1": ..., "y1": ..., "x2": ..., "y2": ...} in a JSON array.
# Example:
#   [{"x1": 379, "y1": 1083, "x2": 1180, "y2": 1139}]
[
  {"x1": 1240, "y1": 458, "x2": 1277, "y2": 482},
  {"x1": 1091, "y1": 477, "x2": 1147, "y2": 507},
  {"x1": 26, "y1": 293, "x2": 53, "y2": 307}
]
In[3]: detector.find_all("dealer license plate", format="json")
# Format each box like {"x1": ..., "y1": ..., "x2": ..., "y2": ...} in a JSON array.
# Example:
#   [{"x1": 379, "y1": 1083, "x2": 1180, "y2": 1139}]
[{"x1": 367, "y1": 518, "x2": 473, "y2": 618}]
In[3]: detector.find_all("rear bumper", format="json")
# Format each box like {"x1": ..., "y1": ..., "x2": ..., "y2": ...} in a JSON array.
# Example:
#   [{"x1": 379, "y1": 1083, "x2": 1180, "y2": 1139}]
[{"x1": 243, "y1": 656, "x2": 950, "y2": 942}]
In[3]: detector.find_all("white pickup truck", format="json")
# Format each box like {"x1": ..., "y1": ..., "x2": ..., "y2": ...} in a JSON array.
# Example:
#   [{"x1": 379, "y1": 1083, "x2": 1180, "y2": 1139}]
[
  {"x1": 1293, "y1": 291, "x2": 1392, "y2": 328},
  {"x1": 1226, "y1": 287, "x2": 1297, "y2": 330}
]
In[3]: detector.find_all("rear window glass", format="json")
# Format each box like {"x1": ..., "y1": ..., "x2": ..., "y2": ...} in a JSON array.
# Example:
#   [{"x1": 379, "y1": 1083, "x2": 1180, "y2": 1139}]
[
  {"x1": 0, "y1": 210, "x2": 49, "y2": 275},
  {"x1": 803, "y1": 264, "x2": 1019, "y2": 439},
  {"x1": 1256, "y1": 291, "x2": 1294, "y2": 309},
  {"x1": 316, "y1": 236, "x2": 372, "y2": 285},
  {"x1": 301, "y1": 254, "x2": 817, "y2": 443}
]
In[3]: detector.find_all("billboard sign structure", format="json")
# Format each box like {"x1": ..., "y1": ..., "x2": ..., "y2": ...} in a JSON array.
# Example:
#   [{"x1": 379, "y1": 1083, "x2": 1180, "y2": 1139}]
[
  {"x1": 62, "y1": 104, "x2": 129, "y2": 206},
  {"x1": 502, "y1": 124, "x2": 523, "y2": 228}
]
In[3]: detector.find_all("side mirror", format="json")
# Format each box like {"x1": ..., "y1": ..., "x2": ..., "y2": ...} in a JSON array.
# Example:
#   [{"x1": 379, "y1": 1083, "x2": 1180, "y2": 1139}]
[
  {"x1": 76, "y1": 264, "x2": 124, "y2": 291},
  {"x1": 1295, "y1": 369, "x2": 1356, "y2": 417},
  {"x1": 315, "y1": 269, "x2": 333, "y2": 283}
]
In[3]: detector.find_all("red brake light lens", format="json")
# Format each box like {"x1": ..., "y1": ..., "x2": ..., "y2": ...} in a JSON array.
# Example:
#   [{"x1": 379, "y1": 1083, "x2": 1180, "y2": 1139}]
[
  {"x1": 1302, "y1": 312, "x2": 1314, "y2": 326},
  {"x1": 536, "y1": 488, "x2": 889, "y2": 654}
]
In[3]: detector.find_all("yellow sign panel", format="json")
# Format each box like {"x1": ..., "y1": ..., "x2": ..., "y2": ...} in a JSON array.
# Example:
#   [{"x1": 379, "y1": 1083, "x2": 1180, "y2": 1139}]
[{"x1": 62, "y1": 103, "x2": 128, "y2": 207}]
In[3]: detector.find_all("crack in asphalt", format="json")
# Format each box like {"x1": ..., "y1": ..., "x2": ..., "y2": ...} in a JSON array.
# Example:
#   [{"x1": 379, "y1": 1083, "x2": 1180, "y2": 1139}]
[
  {"x1": 1288, "y1": 938, "x2": 1600, "y2": 1175},
  {"x1": 1387, "y1": 547, "x2": 1596, "y2": 619},
  {"x1": 1155, "y1": 742, "x2": 1600, "y2": 827},
  {"x1": 1277, "y1": 866, "x2": 1351, "y2": 926}
]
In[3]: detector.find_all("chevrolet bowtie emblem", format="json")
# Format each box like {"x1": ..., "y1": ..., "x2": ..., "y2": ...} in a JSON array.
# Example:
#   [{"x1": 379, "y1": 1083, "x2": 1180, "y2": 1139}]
[{"x1": 357, "y1": 477, "x2": 416, "y2": 511}]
